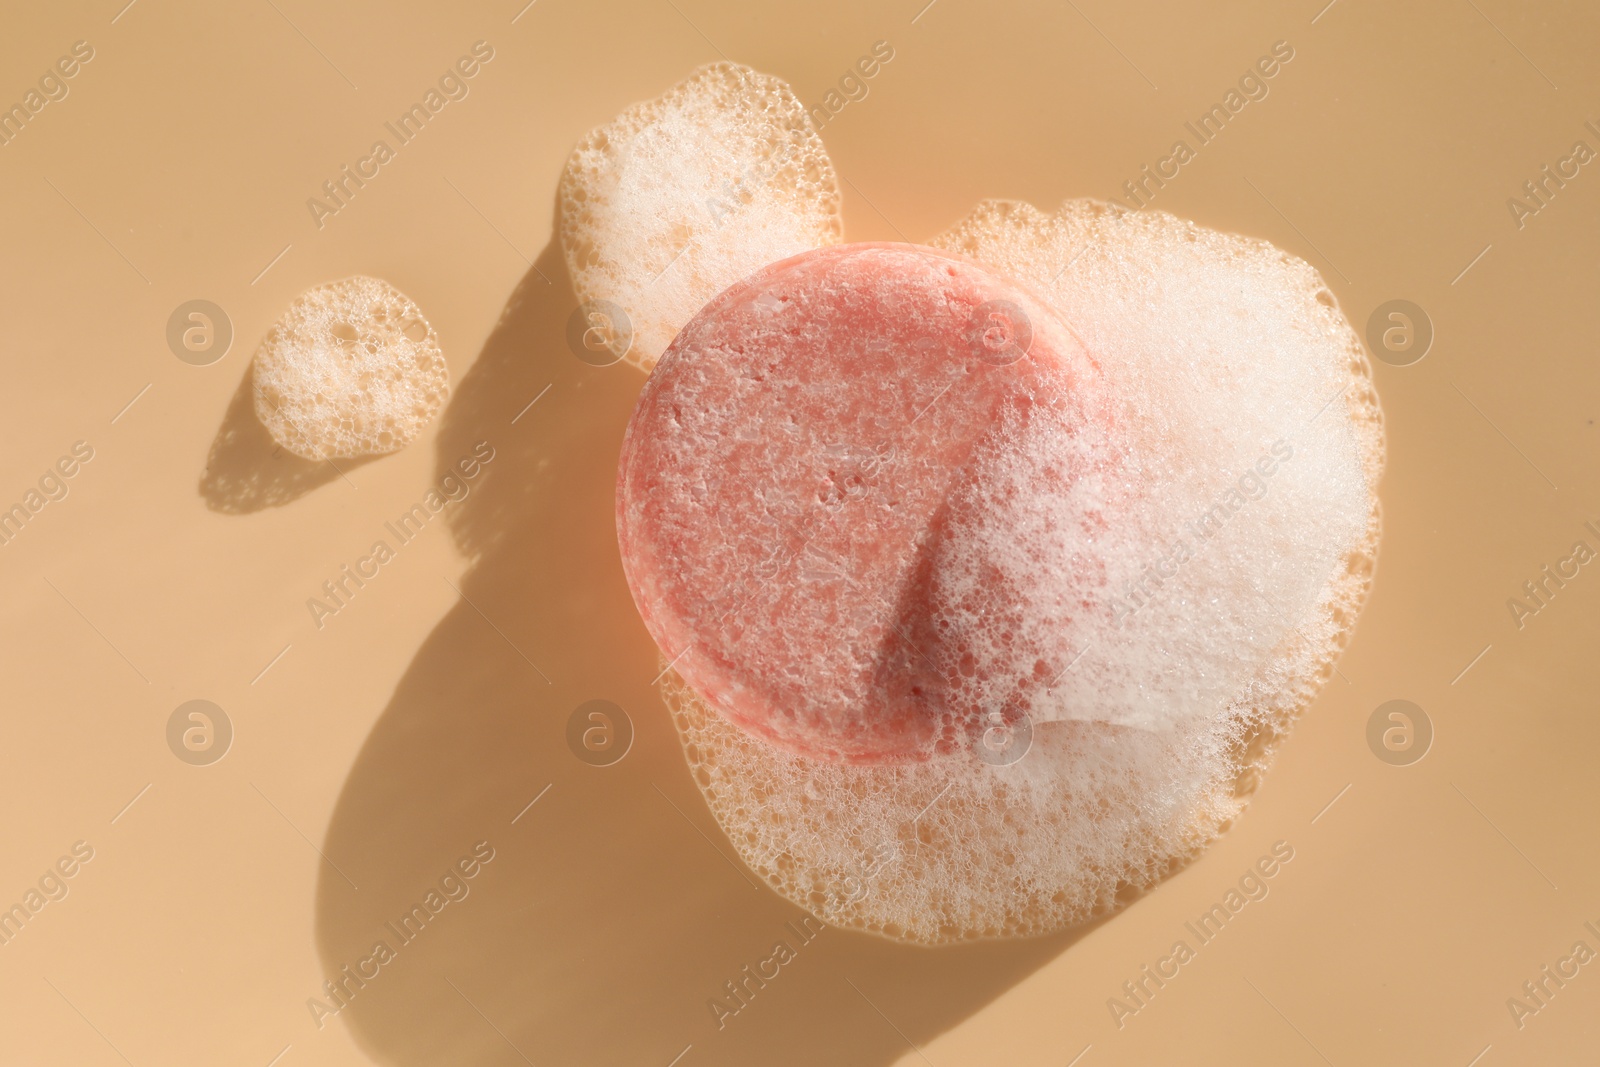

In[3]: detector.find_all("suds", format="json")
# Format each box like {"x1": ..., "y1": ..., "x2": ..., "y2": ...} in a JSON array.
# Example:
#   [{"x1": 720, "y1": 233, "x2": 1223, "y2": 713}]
[
  {"x1": 559, "y1": 62, "x2": 843, "y2": 372},
  {"x1": 252, "y1": 276, "x2": 448, "y2": 461}
]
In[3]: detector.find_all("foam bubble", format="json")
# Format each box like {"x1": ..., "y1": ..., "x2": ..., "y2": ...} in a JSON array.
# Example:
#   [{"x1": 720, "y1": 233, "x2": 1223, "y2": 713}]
[
  {"x1": 559, "y1": 62, "x2": 843, "y2": 371},
  {"x1": 252, "y1": 276, "x2": 448, "y2": 461},
  {"x1": 657, "y1": 201, "x2": 1382, "y2": 943}
]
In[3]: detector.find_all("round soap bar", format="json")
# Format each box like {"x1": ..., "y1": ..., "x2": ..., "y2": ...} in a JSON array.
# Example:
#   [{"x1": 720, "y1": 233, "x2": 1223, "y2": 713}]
[
  {"x1": 617, "y1": 243, "x2": 1106, "y2": 763},
  {"x1": 661, "y1": 201, "x2": 1383, "y2": 945}
]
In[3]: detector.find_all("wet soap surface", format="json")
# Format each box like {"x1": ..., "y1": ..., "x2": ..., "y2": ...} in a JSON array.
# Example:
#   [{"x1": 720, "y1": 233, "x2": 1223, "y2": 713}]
[{"x1": 619, "y1": 242, "x2": 1103, "y2": 764}]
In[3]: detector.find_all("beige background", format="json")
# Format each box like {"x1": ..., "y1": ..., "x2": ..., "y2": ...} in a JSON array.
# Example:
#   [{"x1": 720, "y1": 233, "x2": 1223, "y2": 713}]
[{"x1": 1, "y1": 0, "x2": 1597, "y2": 1064}]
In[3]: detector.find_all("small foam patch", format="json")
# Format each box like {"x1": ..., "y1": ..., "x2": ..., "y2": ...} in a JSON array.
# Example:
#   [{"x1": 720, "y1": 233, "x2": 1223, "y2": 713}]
[
  {"x1": 659, "y1": 201, "x2": 1382, "y2": 943},
  {"x1": 252, "y1": 276, "x2": 448, "y2": 461},
  {"x1": 559, "y1": 62, "x2": 843, "y2": 371}
]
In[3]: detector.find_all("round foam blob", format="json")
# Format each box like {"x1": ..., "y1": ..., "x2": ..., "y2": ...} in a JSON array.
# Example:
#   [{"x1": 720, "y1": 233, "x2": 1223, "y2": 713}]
[
  {"x1": 560, "y1": 62, "x2": 843, "y2": 371},
  {"x1": 619, "y1": 243, "x2": 1110, "y2": 764},
  {"x1": 658, "y1": 201, "x2": 1383, "y2": 943},
  {"x1": 252, "y1": 276, "x2": 448, "y2": 461}
]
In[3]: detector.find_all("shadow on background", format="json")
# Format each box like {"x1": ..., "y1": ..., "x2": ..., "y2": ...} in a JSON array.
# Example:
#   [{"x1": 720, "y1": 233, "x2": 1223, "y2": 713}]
[
  {"x1": 199, "y1": 365, "x2": 375, "y2": 513},
  {"x1": 313, "y1": 231, "x2": 1091, "y2": 1067}
]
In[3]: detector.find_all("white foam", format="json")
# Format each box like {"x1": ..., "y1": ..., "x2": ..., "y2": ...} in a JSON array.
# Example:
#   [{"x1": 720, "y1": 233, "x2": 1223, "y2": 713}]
[
  {"x1": 559, "y1": 62, "x2": 843, "y2": 371},
  {"x1": 930, "y1": 201, "x2": 1383, "y2": 735},
  {"x1": 667, "y1": 669, "x2": 1248, "y2": 943},
  {"x1": 252, "y1": 276, "x2": 448, "y2": 460}
]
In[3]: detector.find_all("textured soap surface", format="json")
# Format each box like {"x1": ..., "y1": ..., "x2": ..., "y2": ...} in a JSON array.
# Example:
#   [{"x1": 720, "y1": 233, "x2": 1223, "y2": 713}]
[{"x1": 618, "y1": 243, "x2": 1109, "y2": 763}]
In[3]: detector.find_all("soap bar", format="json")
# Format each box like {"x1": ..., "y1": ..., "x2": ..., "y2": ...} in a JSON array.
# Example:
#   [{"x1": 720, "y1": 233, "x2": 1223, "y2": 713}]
[
  {"x1": 617, "y1": 243, "x2": 1104, "y2": 763},
  {"x1": 664, "y1": 201, "x2": 1383, "y2": 945}
]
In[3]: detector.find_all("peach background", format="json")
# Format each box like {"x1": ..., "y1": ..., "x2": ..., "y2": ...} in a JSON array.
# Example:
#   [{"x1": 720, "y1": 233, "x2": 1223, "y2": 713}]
[{"x1": 1, "y1": 0, "x2": 1597, "y2": 1064}]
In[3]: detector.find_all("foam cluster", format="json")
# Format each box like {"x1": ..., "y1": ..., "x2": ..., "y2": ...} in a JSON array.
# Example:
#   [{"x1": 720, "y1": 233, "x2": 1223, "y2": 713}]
[
  {"x1": 665, "y1": 672, "x2": 1246, "y2": 942},
  {"x1": 252, "y1": 276, "x2": 449, "y2": 460},
  {"x1": 643, "y1": 201, "x2": 1382, "y2": 943},
  {"x1": 559, "y1": 62, "x2": 843, "y2": 371},
  {"x1": 930, "y1": 201, "x2": 1382, "y2": 737}
]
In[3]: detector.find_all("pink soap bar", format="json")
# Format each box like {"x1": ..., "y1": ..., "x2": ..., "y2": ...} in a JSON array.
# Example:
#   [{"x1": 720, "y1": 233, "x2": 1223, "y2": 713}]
[{"x1": 617, "y1": 243, "x2": 1101, "y2": 763}]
